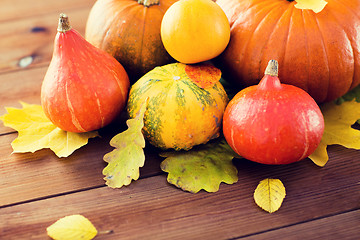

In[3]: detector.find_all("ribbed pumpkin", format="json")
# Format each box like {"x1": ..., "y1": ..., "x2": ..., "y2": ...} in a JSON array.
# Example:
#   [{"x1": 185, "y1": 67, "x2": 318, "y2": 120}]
[
  {"x1": 216, "y1": 0, "x2": 360, "y2": 103},
  {"x1": 127, "y1": 63, "x2": 228, "y2": 150},
  {"x1": 85, "y1": 0, "x2": 177, "y2": 82}
]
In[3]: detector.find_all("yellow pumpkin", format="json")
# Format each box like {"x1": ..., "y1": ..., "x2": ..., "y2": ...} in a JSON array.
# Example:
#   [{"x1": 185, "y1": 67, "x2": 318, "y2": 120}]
[
  {"x1": 160, "y1": 0, "x2": 230, "y2": 64},
  {"x1": 127, "y1": 63, "x2": 229, "y2": 150}
]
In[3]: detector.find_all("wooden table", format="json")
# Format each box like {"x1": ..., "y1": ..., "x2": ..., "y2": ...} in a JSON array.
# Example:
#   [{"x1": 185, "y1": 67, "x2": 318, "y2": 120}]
[{"x1": 0, "y1": 1, "x2": 359, "y2": 239}]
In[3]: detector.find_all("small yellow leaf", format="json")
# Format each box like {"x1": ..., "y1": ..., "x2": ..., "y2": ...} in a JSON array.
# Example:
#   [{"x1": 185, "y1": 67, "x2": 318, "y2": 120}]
[
  {"x1": 47, "y1": 214, "x2": 97, "y2": 240},
  {"x1": 294, "y1": 0, "x2": 328, "y2": 13},
  {"x1": 0, "y1": 102, "x2": 98, "y2": 158},
  {"x1": 103, "y1": 99, "x2": 147, "y2": 188},
  {"x1": 254, "y1": 178, "x2": 286, "y2": 213},
  {"x1": 309, "y1": 100, "x2": 360, "y2": 167}
]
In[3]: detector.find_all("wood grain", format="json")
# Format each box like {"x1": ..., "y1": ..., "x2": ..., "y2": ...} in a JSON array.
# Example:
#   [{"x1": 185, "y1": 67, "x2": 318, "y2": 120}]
[
  {"x1": 0, "y1": 7, "x2": 93, "y2": 74},
  {"x1": 0, "y1": 67, "x2": 44, "y2": 134},
  {"x1": 0, "y1": 0, "x2": 95, "y2": 22},
  {"x1": 1, "y1": 151, "x2": 359, "y2": 239},
  {"x1": 0, "y1": 128, "x2": 163, "y2": 207},
  {"x1": 245, "y1": 210, "x2": 360, "y2": 240}
]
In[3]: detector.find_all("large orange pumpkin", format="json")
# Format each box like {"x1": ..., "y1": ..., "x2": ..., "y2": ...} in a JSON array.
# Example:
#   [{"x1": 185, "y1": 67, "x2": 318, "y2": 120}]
[
  {"x1": 85, "y1": 0, "x2": 177, "y2": 82},
  {"x1": 216, "y1": 0, "x2": 360, "y2": 103}
]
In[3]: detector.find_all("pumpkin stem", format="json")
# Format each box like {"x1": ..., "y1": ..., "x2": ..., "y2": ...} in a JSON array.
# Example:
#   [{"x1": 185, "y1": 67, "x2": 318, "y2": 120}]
[
  {"x1": 57, "y1": 13, "x2": 72, "y2": 33},
  {"x1": 264, "y1": 60, "x2": 278, "y2": 77},
  {"x1": 138, "y1": 0, "x2": 159, "y2": 7},
  {"x1": 258, "y1": 60, "x2": 282, "y2": 90}
]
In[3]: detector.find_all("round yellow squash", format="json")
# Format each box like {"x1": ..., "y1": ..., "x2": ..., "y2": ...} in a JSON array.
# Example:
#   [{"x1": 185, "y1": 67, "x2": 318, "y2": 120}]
[
  {"x1": 127, "y1": 63, "x2": 229, "y2": 150},
  {"x1": 160, "y1": 0, "x2": 230, "y2": 64}
]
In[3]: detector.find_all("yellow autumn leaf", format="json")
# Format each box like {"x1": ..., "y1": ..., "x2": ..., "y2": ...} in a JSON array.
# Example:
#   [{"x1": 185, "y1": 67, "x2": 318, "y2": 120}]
[
  {"x1": 0, "y1": 102, "x2": 98, "y2": 158},
  {"x1": 309, "y1": 100, "x2": 360, "y2": 167},
  {"x1": 294, "y1": 0, "x2": 328, "y2": 13},
  {"x1": 103, "y1": 99, "x2": 147, "y2": 188},
  {"x1": 254, "y1": 178, "x2": 286, "y2": 213},
  {"x1": 47, "y1": 214, "x2": 97, "y2": 240}
]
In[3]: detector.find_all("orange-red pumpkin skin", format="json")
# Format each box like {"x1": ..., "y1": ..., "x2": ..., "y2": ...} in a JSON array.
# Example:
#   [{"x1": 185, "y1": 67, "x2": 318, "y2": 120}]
[
  {"x1": 85, "y1": 0, "x2": 177, "y2": 82},
  {"x1": 41, "y1": 16, "x2": 130, "y2": 133},
  {"x1": 223, "y1": 60, "x2": 324, "y2": 165},
  {"x1": 216, "y1": 0, "x2": 360, "y2": 103}
]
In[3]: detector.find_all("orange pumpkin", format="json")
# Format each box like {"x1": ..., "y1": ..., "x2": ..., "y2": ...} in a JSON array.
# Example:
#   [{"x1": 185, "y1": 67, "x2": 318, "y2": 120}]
[
  {"x1": 223, "y1": 60, "x2": 324, "y2": 165},
  {"x1": 41, "y1": 14, "x2": 129, "y2": 133},
  {"x1": 216, "y1": 0, "x2": 360, "y2": 103},
  {"x1": 85, "y1": 0, "x2": 177, "y2": 82}
]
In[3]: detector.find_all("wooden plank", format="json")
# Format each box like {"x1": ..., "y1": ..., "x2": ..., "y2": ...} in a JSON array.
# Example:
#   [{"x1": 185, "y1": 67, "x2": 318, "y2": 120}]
[
  {"x1": 0, "y1": 128, "x2": 163, "y2": 207},
  {"x1": 0, "y1": 67, "x2": 44, "y2": 134},
  {"x1": 0, "y1": 146, "x2": 359, "y2": 239},
  {"x1": 243, "y1": 210, "x2": 360, "y2": 240},
  {"x1": 0, "y1": 0, "x2": 95, "y2": 23},
  {"x1": 0, "y1": 7, "x2": 93, "y2": 74}
]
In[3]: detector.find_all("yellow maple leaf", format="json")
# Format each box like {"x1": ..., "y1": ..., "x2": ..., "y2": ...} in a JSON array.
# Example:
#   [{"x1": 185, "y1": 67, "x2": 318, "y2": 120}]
[
  {"x1": 0, "y1": 102, "x2": 98, "y2": 158},
  {"x1": 309, "y1": 100, "x2": 360, "y2": 167},
  {"x1": 47, "y1": 214, "x2": 97, "y2": 240},
  {"x1": 254, "y1": 178, "x2": 286, "y2": 213},
  {"x1": 294, "y1": 0, "x2": 328, "y2": 13},
  {"x1": 103, "y1": 99, "x2": 147, "y2": 188}
]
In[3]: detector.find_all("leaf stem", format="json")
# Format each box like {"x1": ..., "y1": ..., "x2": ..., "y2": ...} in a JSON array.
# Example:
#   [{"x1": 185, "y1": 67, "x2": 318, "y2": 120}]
[{"x1": 98, "y1": 230, "x2": 114, "y2": 235}]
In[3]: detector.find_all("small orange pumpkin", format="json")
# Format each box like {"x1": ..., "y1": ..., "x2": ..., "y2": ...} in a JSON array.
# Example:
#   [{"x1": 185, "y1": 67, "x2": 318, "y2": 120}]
[
  {"x1": 41, "y1": 14, "x2": 129, "y2": 133},
  {"x1": 85, "y1": 0, "x2": 177, "y2": 82},
  {"x1": 223, "y1": 60, "x2": 324, "y2": 165},
  {"x1": 216, "y1": 0, "x2": 360, "y2": 103}
]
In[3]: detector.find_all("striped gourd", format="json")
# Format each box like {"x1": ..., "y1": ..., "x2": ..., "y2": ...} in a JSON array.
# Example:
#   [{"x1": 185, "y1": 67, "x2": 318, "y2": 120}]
[{"x1": 127, "y1": 63, "x2": 228, "y2": 150}]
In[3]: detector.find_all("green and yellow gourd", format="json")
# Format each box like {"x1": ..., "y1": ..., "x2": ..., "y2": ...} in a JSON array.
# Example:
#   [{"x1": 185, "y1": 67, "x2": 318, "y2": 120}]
[{"x1": 127, "y1": 63, "x2": 228, "y2": 151}]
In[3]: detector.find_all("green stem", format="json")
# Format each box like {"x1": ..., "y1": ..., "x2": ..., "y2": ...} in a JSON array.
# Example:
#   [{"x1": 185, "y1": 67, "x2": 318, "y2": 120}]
[
  {"x1": 57, "y1": 13, "x2": 72, "y2": 33},
  {"x1": 138, "y1": 0, "x2": 159, "y2": 7}
]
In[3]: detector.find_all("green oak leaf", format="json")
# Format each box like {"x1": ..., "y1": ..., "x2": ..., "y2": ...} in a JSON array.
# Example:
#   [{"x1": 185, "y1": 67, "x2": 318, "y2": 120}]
[
  {"x1": 336, "y1": 84, "x2": 360, "y2": 104},
  {"x1": 160, "y1": 139, "x2": 239, "y2": 193},
  {"x1": 102, "y1": 100, "x2": 147, "y2": 188}
]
